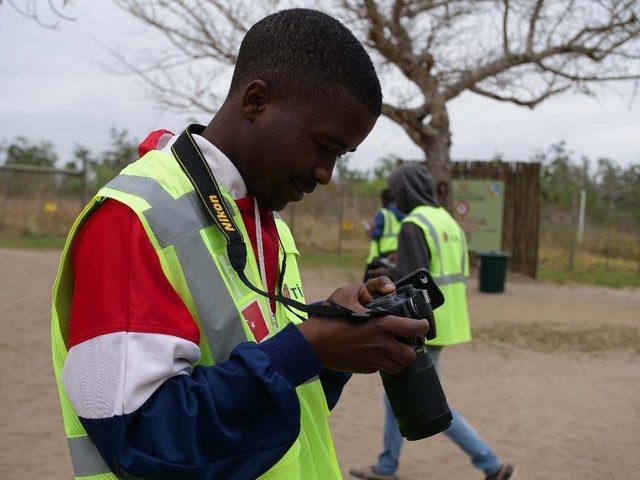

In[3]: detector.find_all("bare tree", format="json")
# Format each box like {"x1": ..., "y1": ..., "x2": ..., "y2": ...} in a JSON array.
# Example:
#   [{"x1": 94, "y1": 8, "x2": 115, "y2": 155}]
[
  {"x1": 114, "y1": 0, "x2": 639, "y2": 207},
  {"x1": 2, "y1": 0, "x2": 75, "y2": 28}
]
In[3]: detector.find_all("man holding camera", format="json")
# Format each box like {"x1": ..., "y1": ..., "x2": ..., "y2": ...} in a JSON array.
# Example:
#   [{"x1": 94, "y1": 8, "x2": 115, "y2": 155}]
[
  {"x1": 51, "y1": 10, "x2": 430, "y2": 480},
  {"x1": 351, "y1": 163, "x2": 515, "y2": 480}
]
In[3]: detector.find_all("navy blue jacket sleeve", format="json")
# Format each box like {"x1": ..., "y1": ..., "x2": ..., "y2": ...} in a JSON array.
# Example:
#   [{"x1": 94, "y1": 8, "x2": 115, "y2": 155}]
[
  {"x1": 81, "y1": 324, "x2": 322, "y2": 480},
  {"x1": 370, "y1": 210, "x2": 385, "y2": 240},
  {"x1": 319, "y1": 369, "x2": 352, "y2": 411}
]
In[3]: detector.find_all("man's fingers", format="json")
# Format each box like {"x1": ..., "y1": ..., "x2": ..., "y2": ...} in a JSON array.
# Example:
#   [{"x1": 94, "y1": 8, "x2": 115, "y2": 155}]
[
  {"x1": 329, "y1": 282, "x2": 368, "y2": 312},
  {"x1": 376, "y1": 356, "x2": 404, "y2": 375},
  {"x1": 383, "y1": 341, "x2": 417, "y2": 368},
  {"x1": 356, "y1": 283, "x2": 373, "y2": 306},
  {"x1": 364, "y1": 275, "x2": 396, "y2": 298},
  {"x1": 375, "y1": 315, "x2": 430, "y2": 339}
]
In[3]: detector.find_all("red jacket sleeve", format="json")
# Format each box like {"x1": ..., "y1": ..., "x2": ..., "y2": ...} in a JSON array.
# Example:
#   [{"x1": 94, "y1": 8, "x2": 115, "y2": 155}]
[{"x1": 68, "y1": 199, "x2": 200, "y2": 348}]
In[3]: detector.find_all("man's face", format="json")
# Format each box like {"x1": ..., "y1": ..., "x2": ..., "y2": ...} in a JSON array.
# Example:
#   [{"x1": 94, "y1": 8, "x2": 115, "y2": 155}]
[{"x1": 241, "y1": 87, "x2": 378, "y2": 210}]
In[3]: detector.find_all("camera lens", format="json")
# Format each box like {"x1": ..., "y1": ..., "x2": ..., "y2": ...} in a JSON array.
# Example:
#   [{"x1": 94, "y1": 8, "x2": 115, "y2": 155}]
[
  {"x1": 381, "y1": 349, "x2": 452, "y2": 440},
  {"x1": 364, "y1": 280, "x2": 451, "y2": 440}
]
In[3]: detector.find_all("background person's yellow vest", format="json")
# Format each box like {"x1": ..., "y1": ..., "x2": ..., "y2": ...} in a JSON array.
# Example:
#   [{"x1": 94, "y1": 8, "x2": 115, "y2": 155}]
[
  {"x1": 403, "y1": 205, "x2": 471, "y2": 346},
  {"x1": 51, "y1": 150, "x2": 341, "y2": 479},
  {"x1": 366, "y1": 207, "x2": 401, "y2": 264}
]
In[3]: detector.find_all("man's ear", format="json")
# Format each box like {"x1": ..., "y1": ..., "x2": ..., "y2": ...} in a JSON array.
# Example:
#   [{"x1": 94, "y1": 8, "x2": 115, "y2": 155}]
[{"x1": 241, "y1": 80, "x2": 270, "y2": 121}]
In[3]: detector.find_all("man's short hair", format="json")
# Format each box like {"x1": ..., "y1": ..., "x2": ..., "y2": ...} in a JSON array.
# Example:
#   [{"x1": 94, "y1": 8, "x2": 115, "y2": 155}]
[{"x1": 230, "y1": 8, "x2": 382, "y2": 115}]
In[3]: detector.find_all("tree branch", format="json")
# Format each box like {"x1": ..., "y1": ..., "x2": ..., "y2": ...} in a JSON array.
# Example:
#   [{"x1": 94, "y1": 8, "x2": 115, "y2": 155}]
[
  {"x1": 526, "y1": 0, "x2": 545, "y2": 54},
  {"x1": 502, "y1": 0, "x2": 511, "y2": 55},
  {"x1": 112, "y1": 0, "x2": 640, "y2": 172},
  {"x1": 444, "y1": 6, "x2": 640, "y2": 101},
  {"x1": 359, "y1": 0, "x2": 436, "y2": 93},
  {"x1": 7, "y1": 0, "x2": 74, "y2": 28},
  {"x1": 468, "y1": 82, "x2": 572, "y2": 109},
  {"x1": 536, "y1": 61, "x2": 640, "y2": 82},
  {"x1": 382, "y1": 103, "x2": 437, "y2": 140}
]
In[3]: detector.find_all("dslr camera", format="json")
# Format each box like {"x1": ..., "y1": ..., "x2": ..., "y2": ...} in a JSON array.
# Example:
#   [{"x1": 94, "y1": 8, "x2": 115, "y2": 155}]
[{"x1": 364, "y1": 269, "x2": 452, "y2": 440}]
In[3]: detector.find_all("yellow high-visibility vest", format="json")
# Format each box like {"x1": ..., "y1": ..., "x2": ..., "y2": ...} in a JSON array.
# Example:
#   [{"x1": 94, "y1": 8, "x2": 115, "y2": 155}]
[
  {"x1": 366, "y1": 208, "x2": 401, "y2": 264},
  {"x1": 403, "y1": 205, "x2": 471, "y2": 346},
  {"x1": 51, "y1": 149, "x2": 342, "y2": 479}
]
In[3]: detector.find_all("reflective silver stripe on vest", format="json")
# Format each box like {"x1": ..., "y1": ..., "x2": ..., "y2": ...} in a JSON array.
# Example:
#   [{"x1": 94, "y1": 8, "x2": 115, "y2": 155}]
[
  {"x1": 409, "y1": 212, "x2": 467, "y2": 286},
  {"x1": 105, "y1": 174, "x2": 174, "y2": 206},
  {"x1": 68, "y1": 435, "x2": 110, "y2": 477},
  {"x1": 144, "y1": 191, "x2": 213, "y2": 247},
  {"x1": 407, "y1": 212, "x2": 442, "y2": 259},
  {"x1": 381, "y1": 209, "x2": 399, "y2": 238},
  {"x1": 432, "y1": 273, "x2": 468, "y2": 286},
  {"x1": 107, "y1": 175, "x2": 246, "y2": 365},
  {"x1": 171, "y1": 231, "x2": 247, "y2": 364},
  {"x1": 460, "y1": 227, "x2": 468, "y2": 276}
]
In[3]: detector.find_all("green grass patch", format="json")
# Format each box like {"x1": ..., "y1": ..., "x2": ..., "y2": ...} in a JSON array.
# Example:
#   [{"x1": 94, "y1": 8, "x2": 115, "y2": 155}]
[
  {"x1": 475, "y1": 322, "x2": 640, "y2": 354},
  {"x1": 297, "y1": 250, "x2": 365, "y2": 273},
  {"x1": 539, "y1": 248, "x2": 640, "y2": 288},
  {"x1": 0, "y1": 234, "x2": 66, "y2": 250}
]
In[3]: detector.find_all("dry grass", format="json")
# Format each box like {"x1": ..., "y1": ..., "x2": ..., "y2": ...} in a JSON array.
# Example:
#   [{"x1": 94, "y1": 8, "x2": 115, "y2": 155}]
[
  {"x1": 0, "y1": 195, "x2": 81, "y2": 237},
  {"x1": 281, "y1": 185, "x2": 375, "y2": 254},
  {"x1": 474, "y1": 322, "x2": 640, "y2": 354},
  {"x1": 1, "y1": 185, "x2": 638, "y2": 288},
  {"x1": 539, "y1": 247, "x2": 640, "y2": 288}
]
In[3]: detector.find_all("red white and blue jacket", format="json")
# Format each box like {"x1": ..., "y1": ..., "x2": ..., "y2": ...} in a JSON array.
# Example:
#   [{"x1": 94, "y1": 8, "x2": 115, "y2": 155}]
[{"x1": 61, "y1": 130, "x2": 350, "y2": 479}]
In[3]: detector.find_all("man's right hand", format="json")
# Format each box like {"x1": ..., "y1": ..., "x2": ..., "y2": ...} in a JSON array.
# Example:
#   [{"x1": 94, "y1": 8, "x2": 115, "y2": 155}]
[{"x1": 298, "y1": 283, "x2": 429, "y2": 375}]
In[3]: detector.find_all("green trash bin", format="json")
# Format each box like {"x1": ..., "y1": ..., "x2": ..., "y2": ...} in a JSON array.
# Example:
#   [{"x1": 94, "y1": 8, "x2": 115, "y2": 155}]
[{"x1": 477, "y1": 251, "x2": 510, "y2": 293}]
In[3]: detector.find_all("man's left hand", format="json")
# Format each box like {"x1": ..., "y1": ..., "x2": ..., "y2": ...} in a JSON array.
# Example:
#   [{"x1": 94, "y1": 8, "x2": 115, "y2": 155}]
[
  {"x1": 360, "y1": 275, "x2": 395, "y2": 305},
  {"x1": 326, "y1": 276, "x2": 395, "y2": 312}
]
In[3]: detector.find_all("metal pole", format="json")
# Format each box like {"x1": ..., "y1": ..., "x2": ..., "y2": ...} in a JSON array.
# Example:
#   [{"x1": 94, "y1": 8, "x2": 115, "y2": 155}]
[
  {"x1": 577, "y1": 189, "x2": 586, "y2": 244},
  {"x1": 567, "y1": 190, "x2": 577, "y2": 271},
  {"x1": 637, "y1": 231, "x2": 640, "y2": 274}
]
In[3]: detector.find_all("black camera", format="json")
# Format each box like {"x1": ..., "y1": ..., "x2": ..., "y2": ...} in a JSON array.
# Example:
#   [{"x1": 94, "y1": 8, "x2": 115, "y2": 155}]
[{"x1": 364, "y1": 269, "x2": 452, "y2": 440}]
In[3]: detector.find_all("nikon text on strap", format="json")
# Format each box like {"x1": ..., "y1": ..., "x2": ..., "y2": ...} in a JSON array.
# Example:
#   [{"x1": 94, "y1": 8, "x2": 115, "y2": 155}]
[{"x1": 171, "y1": 124, "x2": 372, "y2": 322}]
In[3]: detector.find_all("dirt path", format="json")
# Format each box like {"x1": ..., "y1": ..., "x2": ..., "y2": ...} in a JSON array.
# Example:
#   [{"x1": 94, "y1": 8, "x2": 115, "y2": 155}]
[
  {"x1": 301, "y1": 265, "x2": 640, "y2": 479},
  {"x1": 0, "y1": 248, "x2": 638, "y2": 479}
]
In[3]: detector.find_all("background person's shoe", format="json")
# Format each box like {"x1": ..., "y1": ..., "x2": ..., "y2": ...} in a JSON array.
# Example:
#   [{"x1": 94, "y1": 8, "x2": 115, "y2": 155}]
[
  {"x1": 349, "y1": 465, "x2": 399, "y2": 480},
  {"x1": 485, "y1": 464, "x2": 516, "y2": 480}
]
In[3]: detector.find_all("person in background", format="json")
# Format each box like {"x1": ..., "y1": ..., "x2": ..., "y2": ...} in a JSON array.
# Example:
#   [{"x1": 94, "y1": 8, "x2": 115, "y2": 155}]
[
  {"x1": 351, "y1": 163, "x2": 515, "y2": 480},
  {"x1": 364, "y1": 189, "x2": 405, "y2": 281}
]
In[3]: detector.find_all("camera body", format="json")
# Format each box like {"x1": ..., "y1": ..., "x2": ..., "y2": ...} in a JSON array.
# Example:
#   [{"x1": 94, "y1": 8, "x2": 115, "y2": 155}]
[
  {"x1": 364, "y1": 269, "x2": 452, "y2": 440},
  {"x1": 365, "y1": 284, "x2": 437, "y2": 340}
]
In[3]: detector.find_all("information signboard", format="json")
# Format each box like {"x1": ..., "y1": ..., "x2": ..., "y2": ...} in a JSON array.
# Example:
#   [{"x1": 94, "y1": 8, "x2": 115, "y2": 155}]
[{"x1": 452, "y1": 180, "x2": 504, "y2": 252}]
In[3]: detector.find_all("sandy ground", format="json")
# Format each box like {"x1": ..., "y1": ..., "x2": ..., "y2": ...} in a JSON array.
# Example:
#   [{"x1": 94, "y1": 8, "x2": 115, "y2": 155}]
[{"x1": 0, "y1": 247, "x2": 638, "y2": 479}]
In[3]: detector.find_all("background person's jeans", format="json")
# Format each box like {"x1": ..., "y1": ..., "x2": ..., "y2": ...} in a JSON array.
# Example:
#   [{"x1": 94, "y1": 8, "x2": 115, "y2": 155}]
[{"x1": 375, "y1": 347, "x2": 502, "y2": 476}]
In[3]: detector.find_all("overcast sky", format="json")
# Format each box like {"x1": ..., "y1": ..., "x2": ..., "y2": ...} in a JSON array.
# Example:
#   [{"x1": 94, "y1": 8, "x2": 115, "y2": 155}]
[{"x1": 1, "y1": 2, "x2": 638, "y2": 170}]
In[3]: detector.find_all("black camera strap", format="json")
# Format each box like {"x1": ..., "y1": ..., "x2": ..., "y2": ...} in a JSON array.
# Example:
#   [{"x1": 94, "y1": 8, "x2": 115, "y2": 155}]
[{"x1": 171, "y1": 124, "x2": 370, "y2": 322}]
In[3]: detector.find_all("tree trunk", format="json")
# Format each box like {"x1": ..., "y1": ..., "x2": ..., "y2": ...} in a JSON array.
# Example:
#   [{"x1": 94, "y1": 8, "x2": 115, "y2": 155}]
[{"x1": 422, "y1": 104, "x2": 453, "y2": 211}]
